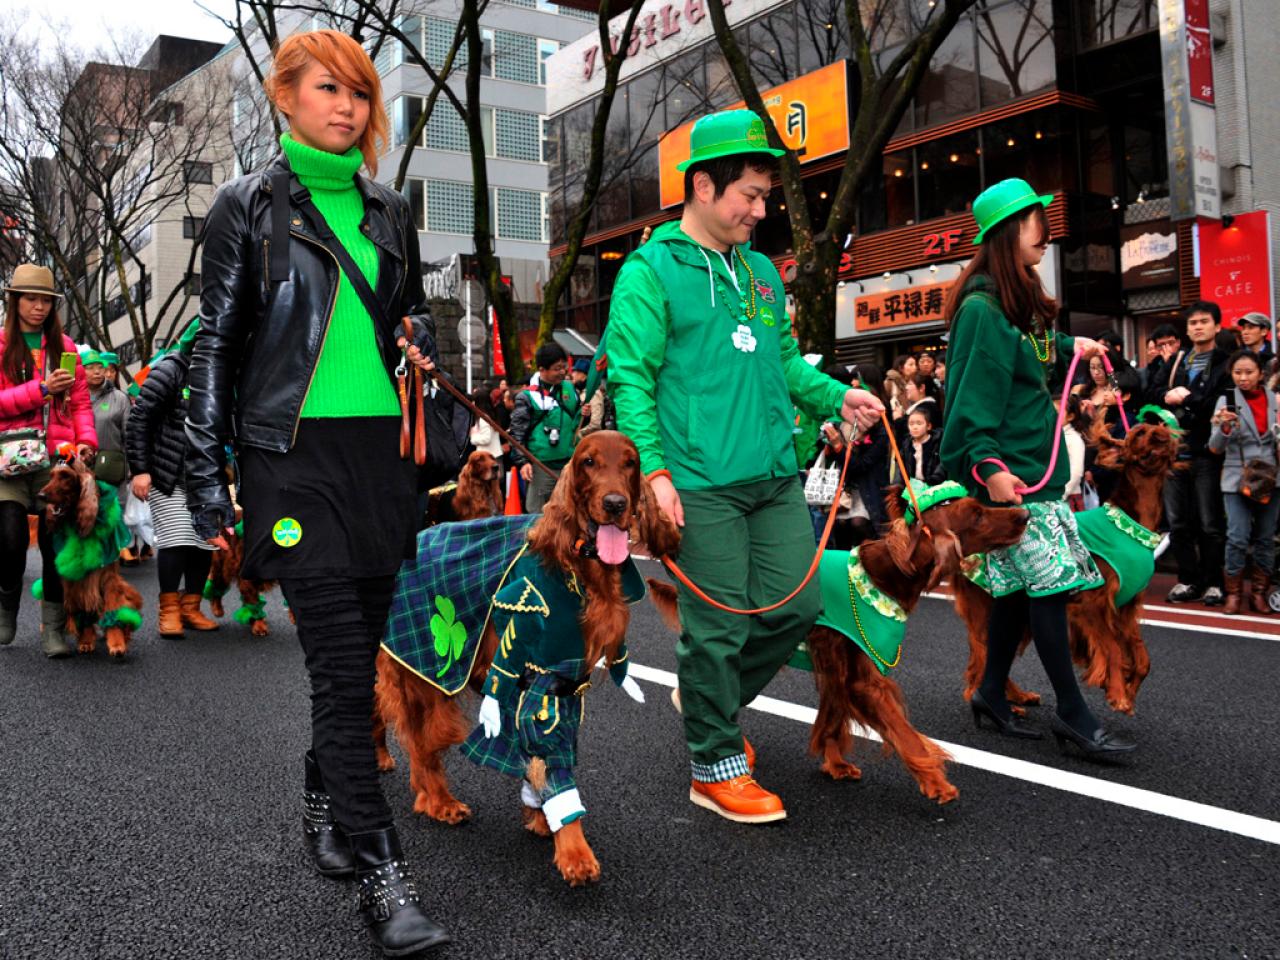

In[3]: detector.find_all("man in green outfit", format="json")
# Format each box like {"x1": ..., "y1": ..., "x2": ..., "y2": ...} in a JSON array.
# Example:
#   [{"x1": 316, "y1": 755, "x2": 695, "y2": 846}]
[
  {"x1": 605, "y1": 109, "x2": 883, "y2": 823},
  {"x1": 511, "y1": 342, "x2": 583, "y2": 512}
]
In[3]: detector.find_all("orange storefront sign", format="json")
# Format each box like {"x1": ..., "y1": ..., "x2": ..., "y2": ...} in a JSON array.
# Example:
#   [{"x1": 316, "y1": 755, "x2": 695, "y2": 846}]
[
  {"x1": 854, "y1": 281, "x2": 953, "y2": 333},
  {"x1": 657, "y1": 60, "x2": 850, "y2": 209}
]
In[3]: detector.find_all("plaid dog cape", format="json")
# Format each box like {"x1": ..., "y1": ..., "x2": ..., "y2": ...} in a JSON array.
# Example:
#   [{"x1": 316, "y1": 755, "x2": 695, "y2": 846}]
[{"x1": 381, "y1": 514, "x2": 537, "y2": 694}]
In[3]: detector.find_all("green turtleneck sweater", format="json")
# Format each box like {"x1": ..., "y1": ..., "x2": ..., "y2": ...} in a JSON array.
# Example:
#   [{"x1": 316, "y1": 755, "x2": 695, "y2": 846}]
[{"x1": 280, "y1": 134, "x2": 399, "y2": 419}]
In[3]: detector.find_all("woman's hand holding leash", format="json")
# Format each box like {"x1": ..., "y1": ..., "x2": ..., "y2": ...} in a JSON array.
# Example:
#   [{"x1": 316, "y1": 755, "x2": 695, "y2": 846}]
[
  {"x1": 479, "y1": 695, "x2": 502, "y2": 738},
  {"x1": 1073, "y1": 336, "x2": 1105, "y2": 360}
]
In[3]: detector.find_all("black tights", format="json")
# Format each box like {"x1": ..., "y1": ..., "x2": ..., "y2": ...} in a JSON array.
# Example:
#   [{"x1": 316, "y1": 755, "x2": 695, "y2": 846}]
[
  {"x1": 280, "y1": 575, "x2": 397, "y2": 833},
  {"x1": 978, "y1": 591, "x2": 1098, "y2": 735},
  {"x1": 157, "y1": 547, "x2": 214, "y2": 594},
  {"x1": 0, "y1": 501, "x2": 61, "y2": 605}
]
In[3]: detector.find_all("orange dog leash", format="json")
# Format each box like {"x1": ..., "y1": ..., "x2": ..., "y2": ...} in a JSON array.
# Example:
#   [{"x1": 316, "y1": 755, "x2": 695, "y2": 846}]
[{"x1": 662, "y1": 410, "x2": 927, "y2": 617}]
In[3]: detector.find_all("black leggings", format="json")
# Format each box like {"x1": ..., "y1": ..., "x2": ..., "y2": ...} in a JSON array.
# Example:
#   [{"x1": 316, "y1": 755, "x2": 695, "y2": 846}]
[
  {"x1": 0, "y1": 501, "x2": 62, "y2": 605},
  {"x1": 978, "y1": 590, "x2": 1098, "y2": 734},
  {"x1": 279, "y1": 575, "x2": 397, "y2": 833},
  {"x1": 157, "y1": 547, "x2": 214, "y2": 594}
]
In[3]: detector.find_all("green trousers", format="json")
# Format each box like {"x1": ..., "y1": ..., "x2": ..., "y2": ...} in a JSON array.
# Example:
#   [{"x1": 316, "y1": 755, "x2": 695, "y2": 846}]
[{"x1": 674, "y1": 475, "x2": 821, "y2": 781}]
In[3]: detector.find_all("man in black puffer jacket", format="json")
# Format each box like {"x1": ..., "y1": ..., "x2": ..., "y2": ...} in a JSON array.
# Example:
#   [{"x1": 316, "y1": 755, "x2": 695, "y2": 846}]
[{"x1": 125, "y1": 347, "x2": 220, "y2": 636}]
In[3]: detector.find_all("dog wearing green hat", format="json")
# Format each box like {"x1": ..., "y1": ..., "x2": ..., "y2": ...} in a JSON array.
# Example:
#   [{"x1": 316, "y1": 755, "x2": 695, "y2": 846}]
[
  {"x1": 601, "y1": 107, "x2": 886, "y2": 823},
  {"x1": 648, "y1": 479, "x2": 1030, "y2": 806}
]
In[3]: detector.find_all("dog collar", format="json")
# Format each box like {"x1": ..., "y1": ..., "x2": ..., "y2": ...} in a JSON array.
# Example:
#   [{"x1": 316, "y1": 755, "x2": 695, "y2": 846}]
[{"x1": 575, "y1": 521, "x2": 600, "y2": 560}]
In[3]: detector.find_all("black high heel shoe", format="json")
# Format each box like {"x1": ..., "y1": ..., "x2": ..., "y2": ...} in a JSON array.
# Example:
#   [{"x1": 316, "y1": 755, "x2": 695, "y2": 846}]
[
  {"x1": 970, "y1": 690, "x2": 1043, "y2": 740},
  {"x1": 1050, "y1": 715, "x2": 1136, "y2": 759}
]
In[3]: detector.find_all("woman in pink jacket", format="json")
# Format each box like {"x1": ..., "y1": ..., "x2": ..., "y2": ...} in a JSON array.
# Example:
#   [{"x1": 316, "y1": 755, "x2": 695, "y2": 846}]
[{"x1": 0, "y1": 265, "x2": 96, "y2": 657}]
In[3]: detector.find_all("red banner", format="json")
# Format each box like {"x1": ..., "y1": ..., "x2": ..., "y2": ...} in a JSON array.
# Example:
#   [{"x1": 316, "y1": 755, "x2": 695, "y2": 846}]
[
  {"x1": 1198, "y1": 211, "x2": 1273, "y2": 326},
  {"x1": 490, "y1": 307, "x2": 506, "y2": 376},
  {"x1": 1184, "y1": 0, "x2": 1214, "y2": 105}
]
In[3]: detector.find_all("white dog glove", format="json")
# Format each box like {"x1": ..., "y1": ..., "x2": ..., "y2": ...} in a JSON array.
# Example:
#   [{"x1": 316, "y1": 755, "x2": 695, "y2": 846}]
[
  {"x1": 620, "y1": 674, "x2": 645, "y2": 704},
  {"x1": 479, "y1": 695, "x2": 502, "y2": 738}
]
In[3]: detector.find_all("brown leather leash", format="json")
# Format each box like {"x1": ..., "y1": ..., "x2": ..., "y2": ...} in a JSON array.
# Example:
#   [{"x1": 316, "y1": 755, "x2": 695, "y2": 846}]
[{"x1": 398, "y1": 319, "x2": 430, "y2": 467}]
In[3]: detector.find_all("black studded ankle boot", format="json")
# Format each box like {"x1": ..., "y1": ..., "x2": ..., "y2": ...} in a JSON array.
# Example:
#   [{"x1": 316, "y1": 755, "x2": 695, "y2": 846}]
[
  {"x1": 351, "y1": 827, "x2": 450, "y2": 957},
  {"x1": 303, "y1": 751, "x2": 354, "y2": 879}
]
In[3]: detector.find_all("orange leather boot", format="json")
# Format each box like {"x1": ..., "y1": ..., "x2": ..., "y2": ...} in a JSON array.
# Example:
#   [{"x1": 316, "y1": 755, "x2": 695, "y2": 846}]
[
  {"x1": 180, "y1": 594, "x2": 220, "y2": 631},
  {"x1": 689, "y1": 776, "x2": 786, "y2": 824},
  {"x1": 158, "y1": 592, "x2": 184, "y2": 637}
]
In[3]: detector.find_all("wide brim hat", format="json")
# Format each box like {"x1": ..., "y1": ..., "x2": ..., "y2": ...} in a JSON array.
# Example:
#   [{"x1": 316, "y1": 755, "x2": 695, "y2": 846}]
[
  {"x1": 676, "y1": 109, "x2": 786, "y2": 173},
  {"x1": 4, "y1": 263, "x2": 63, "y2": 299},
  {"x1": 971, "y1": 178, "x2": 1053, "y2": 245}
]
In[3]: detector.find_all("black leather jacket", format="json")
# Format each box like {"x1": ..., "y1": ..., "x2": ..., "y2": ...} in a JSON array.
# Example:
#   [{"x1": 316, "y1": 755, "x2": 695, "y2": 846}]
[{"x1": 185, "y1": 153, "x2": 434, "y2": 523}]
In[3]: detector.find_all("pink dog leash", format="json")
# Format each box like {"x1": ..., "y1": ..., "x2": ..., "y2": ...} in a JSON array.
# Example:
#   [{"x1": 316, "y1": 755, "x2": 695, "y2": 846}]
[{"x1": 971, "y1": 350, "x2": 1131, "y2": 496}]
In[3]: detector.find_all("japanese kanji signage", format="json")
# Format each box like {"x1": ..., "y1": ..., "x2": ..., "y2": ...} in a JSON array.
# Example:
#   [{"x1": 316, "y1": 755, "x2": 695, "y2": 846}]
[
  {"x1": 657, "y1": 61, "x2": 850, "y2": 209},
  {"x1": 853, "y1": 282, "x2": 951, "y2": 334}
]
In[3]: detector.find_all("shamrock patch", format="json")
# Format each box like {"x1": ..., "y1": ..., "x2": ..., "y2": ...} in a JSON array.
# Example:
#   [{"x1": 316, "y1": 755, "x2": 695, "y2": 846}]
[
  {"x1": 731, "y1": 324, "x2": 758, "y2": 353},
  {"x1": 430, "y1": 595, "x2": 467, "y2": 678},
  {"x1": 272, "y1": 517, "x2": 302, "y2": 548}
]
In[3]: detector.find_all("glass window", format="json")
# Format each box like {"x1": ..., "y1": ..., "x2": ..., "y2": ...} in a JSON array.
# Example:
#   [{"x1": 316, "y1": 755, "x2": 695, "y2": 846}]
[
  {"x1": 563, "y1": 101, "x2": 595, "y2": 180},
  {"x1": 497, "y1": 188, "x2": 544, "y2": 241},
  {"x1": 482, "y1": 28, "x2": 495, "y2": 76},
  {"x1": 549, "y1": 187, "x2": 567, "y2": 245},
  {"x1": 570, "y1": 253, "x2": 596, "y2": 306},
  {"x1": 753, "y1": 192, "x2": 793, "y2": 257},
  {"x1": 704, "y1": 31, "x2": 748, "y2": 109},
  {"x1": 425, "y1": 17, "x2": 462, "y2": 69},
  {"x1": 183, "y1": 161, "x2": 213, "y2": 184},
  {"x1": 662, "y1": 50, "x2": 706, "y2": 130},
  {"x1": 797, "y1": 0, "x2": 850, "y2": 74},
  {"x1": 395, "y1": 95, "x2": 425, "y2": 148},
  {"x1": 182, "y1": 215, "x2": 205, "y2": 239},
  {"x1": 541, "y1": 115, "x2": 560, "y2": 167},
  {"x1": 481, "y1": 106, "x2": 495, "y2": 157},
  {"x1": 496, "y1": 109, "x2": 542, "y2": 162},
  {"x1": 404, "y1": 178, "x2": 425, "y2": 231},
  {"x1": 749, "y1": 9, "x2": 797, "y2": 89},
  {"x1": 1079, "y1": 0, "x2": 1155, "y2": 49},
  {"x1": 426, "y1": 180, "x2": 474, "y2": 234},
  {"x1": 495, "y1": 31, "x2": 539, "y2": 84},
  {"x1": 1084, "y1": 120, "x2": 1113, "y2": 196},
  {"x1": 915, "y1": 16, "x2": 977, "y2": 127},
  {"x1": 867, "y1": 0, "x2": 939, "y2": 53},
  {"x1": 627, "y1": 71, "x2": 663, "y2": 147},
  {"x1": 980, "y1": 111, "x2": 1067, "y2": 194},
  {"x1": 916, "y1": 130, "x2": 979, "y2": 221},
  {"x1": 860, "y1": 151, "x2": 915, "y2": 232},
  {"x1": 630, "y1": 142, "x2": 659, "y2": 215},
  {"x1": 539, "y1": 39, "x2": 560, "y2": 86},
  {"x1": 975, "y1": 0, "x2": 1056, "y2": 104},
  {"x1": 425, "y1": 98, "x2": 470, "y2": 153},
  {"x1": 597, "y1": 88, "x2": 632, "y2": 230}
]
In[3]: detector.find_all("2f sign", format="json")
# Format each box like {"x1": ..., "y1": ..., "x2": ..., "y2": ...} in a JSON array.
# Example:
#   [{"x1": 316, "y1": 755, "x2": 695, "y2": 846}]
[{"x1": 923, "y1": 229, "x2": 962, "y2": 258}]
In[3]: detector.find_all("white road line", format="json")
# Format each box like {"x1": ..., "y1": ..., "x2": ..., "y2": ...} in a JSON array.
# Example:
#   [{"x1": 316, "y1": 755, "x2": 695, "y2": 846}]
[
  {"x1": 1141, "y1": 603, "x2": 1276, "y2": 625},
  {"x1": 626, "y1": 662, "x2": 1280, "y2": 847},
  {"x1": 918, "y1": 592, "x2": 1280, "y2": 642}
]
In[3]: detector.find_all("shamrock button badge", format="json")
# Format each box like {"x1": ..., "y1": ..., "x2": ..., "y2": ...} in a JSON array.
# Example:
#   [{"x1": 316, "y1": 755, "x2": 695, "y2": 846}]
[
  {"x1": 272, "y1": 517, "x2": 302, "y2": 548},
  {"x1": 731, "y1": 324, "x2": 757, "y2": 353}
]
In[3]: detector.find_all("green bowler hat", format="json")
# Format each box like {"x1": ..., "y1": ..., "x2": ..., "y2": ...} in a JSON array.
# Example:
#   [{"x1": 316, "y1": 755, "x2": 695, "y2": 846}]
[
  {"x1": 971, "y1": 178, "x2": 1053, "y2": 245},
  {"x1": 80, "y1": 349, "x2": 104, "y2": 367},
  {"x1": 676, "y1": 109, "x2": 786, "y2": 173},
  {"x1": 902, "y1": 478, "x2": 968, "y2": 526}
]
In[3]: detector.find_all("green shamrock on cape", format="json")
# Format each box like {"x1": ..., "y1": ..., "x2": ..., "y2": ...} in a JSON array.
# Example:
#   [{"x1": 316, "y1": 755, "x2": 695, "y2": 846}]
[{"x1": 430, "y1": 595, "x2": 467, "y2": 677}]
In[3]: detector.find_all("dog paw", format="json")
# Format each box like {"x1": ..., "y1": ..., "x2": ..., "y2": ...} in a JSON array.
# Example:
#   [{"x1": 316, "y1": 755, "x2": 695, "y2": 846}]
[
  {"x1": 1007, "y1": 687, "x2": 1041, "y2": 706},
  {"x1": 926, "y1": 782, "x2": 960, "y2": 805},
  {"x1": 209, "y1": 600, "x2": 224, "y2": 617},
  {"x1": 1107, "y1": 696, "x2": 1135, "y2": 716},
  {"x1": 415, "y1": 794, "x2": 472, "y2": 824},
  {"x1": 250, "y1": 619, "x2": 270, "y2": 637},
  {"x1": 521, "y1": 807, "x2": 551, "y2": 837},
  {"x1": 77, "y1": 641, "x2": 95, "y2": 655},
  {"x1": 375, "y1": 752, "x2": 397, "y2": 772},
  {"x1": 820, "y1": 758, "x2": 863, "y2": 781},
  {"x1": 555, "y1": 849, "x2": 601, "y2": 887}
]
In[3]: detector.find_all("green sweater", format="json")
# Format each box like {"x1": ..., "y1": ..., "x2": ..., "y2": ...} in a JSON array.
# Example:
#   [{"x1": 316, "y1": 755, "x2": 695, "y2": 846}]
[
  {"x1": 605, "y1": 221, "x2": 848, "y2": 490},
  {"x1": 280, "y1": 134, "x2": 399, "y2": 419},
  {"x1": 940, "y1": 275, "x2": 1075, "y2": 505}
]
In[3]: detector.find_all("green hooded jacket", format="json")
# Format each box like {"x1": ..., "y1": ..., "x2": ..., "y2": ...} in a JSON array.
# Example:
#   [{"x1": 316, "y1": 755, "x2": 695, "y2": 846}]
[
  {"x1": 604, "y1": 221, "x2": 848, "y2": 491},
  {"x1": 940, "y1": 275, "x2": 1076, "y2": 505}
]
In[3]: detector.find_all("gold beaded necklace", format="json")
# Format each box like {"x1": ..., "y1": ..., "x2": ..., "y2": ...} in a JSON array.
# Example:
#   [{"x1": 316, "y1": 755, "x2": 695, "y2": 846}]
[
  {"x1": 733, "y1": 246, "x2": 758, "y2": 321},
  {"x1": 1028, "y1": 324, "x2": 1052, "y2": 363}
]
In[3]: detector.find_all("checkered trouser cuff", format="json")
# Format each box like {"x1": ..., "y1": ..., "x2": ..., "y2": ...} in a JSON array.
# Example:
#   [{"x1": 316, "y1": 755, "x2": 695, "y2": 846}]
[{"x1": 690, "y1": 752, "x2": 750, "y2": 783}]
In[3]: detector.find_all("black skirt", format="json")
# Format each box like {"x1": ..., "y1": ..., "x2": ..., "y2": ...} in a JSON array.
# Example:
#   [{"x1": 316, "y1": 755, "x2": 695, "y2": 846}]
[{"x1": 237, "y1": 417, "x2": 418, "y2": 580}]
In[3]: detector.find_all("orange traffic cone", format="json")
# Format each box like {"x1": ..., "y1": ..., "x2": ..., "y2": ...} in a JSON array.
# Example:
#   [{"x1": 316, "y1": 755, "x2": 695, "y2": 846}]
[{"x1": 504, "y1": 467, "x2": 524, "y2": 516}]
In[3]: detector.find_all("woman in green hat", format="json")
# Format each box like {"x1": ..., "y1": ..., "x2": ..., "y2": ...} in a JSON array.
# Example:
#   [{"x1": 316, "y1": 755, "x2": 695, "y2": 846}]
[{"x1": 940, "y1": 179, "x2": 1134, "y2": 759}]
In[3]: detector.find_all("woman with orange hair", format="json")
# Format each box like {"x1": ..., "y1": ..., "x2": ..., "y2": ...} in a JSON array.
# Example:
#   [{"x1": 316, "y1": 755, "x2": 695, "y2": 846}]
[{"x1": 185, "y1": 30, "x2": 447, "y2": 956}]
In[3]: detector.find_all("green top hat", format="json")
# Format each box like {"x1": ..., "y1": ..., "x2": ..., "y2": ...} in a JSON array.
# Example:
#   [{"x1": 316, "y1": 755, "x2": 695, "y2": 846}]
[
  {"x1": 80, "y1": 349, "x2": 104, "y2": 367},
  {"x1": 98, "y1": 351, "x2": 118, "y2": 365},
  {"x1": 971, "y1": 178, "x2": 1053, "y2": 245},
  {"x1": 676, "y1": 109, "x2": 786, "y2": 173}
]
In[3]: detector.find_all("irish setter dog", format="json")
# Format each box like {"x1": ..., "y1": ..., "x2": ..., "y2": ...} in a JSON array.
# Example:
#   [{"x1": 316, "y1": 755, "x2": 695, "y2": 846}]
[
  {"x1": 206, "y1": 523, "x2": 280, "y2": 637},
  {"x1": 952, "y1": 421, "x2": 1182, "y2": 715},
  {"x1": 374, "y1": 431, "x2": 680, "y2": 886},
  {"x1": 40, "y1": 459, "x2": 144, "y2": 657},
  {"x1": 648, "y1": 489, "x2": 1028, "y2": 805},
  {"x1": 453, "y1": 451, "x2": 504, "y2": 520}
]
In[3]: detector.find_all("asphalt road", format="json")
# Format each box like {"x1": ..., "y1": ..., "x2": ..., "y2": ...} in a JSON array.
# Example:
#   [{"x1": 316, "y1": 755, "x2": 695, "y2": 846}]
[{"x1": 1, "y1": 554, "x2": 1276, "y2": 960}]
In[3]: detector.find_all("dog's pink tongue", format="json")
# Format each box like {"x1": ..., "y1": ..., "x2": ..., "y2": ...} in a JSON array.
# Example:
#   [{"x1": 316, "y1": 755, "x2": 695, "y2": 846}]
[{"x1": 596, "y1": 524, "x2": 630, "y2": 565}]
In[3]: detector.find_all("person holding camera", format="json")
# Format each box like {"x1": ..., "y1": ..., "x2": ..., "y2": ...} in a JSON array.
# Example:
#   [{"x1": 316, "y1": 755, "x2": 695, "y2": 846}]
[
  {"x1": 1209, "y1": 350, "x2": 1279, "y2": 615},
  {"x1": 509, "y1": 342, "x2": 582, "y2": 512}
]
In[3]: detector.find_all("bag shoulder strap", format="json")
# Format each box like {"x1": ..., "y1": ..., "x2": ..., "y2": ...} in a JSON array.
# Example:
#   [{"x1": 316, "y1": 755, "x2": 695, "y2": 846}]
[{"x1": 295, "y1": 196, "x2": 393, "y2": 335}]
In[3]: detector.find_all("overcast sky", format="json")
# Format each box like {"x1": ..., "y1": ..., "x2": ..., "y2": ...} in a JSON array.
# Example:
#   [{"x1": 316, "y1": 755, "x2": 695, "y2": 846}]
[{"x1": 2, "y1": 0, "x2": 236, "y2": 55}]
